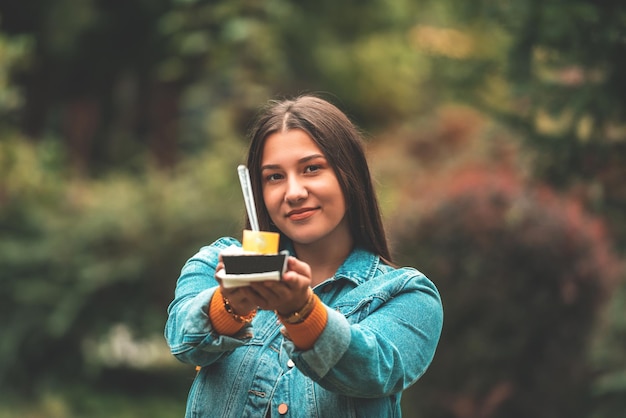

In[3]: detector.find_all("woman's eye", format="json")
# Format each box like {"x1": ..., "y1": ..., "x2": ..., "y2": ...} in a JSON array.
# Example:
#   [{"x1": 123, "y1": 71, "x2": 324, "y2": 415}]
[
  {"x1": 305, "y1": 165, "x2": 321, "y2": 174},
  {"x1": 265, "y1": 173, "x2": 283, "y2": 182}
]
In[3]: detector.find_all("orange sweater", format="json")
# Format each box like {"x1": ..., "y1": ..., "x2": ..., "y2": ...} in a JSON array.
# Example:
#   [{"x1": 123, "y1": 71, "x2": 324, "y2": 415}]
[{"x1": 208, "y1": 288, "x2": 328, "y2": 349}]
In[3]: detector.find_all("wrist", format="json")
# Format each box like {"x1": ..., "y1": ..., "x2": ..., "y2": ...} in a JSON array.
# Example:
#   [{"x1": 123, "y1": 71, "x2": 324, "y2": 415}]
[
  {"x1": 276, "y1": 288, "x2": 315, "y2": 324},
  {"x1": 209, "y1": 288, "x2": 252, "y2": 336},
  {"x1": 223, "y1": 296, "x2": 257, "y2": 324},
  {"x1": 279, "y1": 294, "x2": 328, "y2": 350}
]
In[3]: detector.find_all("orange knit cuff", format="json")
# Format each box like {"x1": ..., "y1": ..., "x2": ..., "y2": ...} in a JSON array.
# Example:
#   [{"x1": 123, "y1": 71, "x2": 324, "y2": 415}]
[
  {"x1": 208, "y1": 288, "x2": 246, "y2": 336},
  {"x1": 281, "y1": 295, "x2": 328, "y2": 350}
]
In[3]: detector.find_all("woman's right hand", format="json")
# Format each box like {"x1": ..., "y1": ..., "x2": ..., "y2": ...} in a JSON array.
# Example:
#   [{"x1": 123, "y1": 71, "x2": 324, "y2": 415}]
[{"x1": 215, "y1": 257, "x2": 259, "y2": 315}]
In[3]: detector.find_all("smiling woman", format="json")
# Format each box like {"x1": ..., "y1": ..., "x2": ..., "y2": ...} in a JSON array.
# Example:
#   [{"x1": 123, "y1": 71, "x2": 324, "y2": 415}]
[
  {"x1": 164, "y1": 95, "x2": 443, "y2": 418},
  {"x1": 260, "y1": 129, "x2": 349, "y2": 266}
]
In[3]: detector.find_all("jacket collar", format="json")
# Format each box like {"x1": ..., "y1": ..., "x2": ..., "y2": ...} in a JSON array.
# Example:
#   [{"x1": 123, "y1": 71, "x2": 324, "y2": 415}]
[
  {"x1": 285, "y1": 241, "x2": 379, "y2": 286},
  {"x1": 334, "y1": 247, "x2": 379, "y2": 285}
]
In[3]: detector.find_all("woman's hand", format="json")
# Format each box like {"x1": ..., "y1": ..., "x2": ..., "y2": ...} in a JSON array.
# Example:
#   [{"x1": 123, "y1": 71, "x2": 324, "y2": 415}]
[
  {"x1": 216, "y1": 256, "x2": 312, "y2": 316},
  {"x1": 215, "y1": 257, "x2": 259, "y2": 315}
]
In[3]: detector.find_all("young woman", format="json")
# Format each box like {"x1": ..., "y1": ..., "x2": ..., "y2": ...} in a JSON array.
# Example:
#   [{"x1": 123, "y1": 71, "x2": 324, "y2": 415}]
[{"x1": 165, "y1": 95, "x2": 443, "y2": 417}]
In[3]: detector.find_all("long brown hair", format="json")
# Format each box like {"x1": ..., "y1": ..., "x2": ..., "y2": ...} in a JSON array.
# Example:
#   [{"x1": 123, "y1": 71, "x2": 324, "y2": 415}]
[{"x1": 245, "y1": 95, "x2": 392, "y2": 262}]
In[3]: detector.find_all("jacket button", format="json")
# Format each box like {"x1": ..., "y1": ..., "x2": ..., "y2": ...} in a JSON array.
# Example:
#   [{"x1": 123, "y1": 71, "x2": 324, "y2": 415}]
[
  {"x1": 287, "y1": 359, "x2": 295, "y2": 368},
  {"x1": 278, "y1": 403, "x2": 288, "y2": 414}
]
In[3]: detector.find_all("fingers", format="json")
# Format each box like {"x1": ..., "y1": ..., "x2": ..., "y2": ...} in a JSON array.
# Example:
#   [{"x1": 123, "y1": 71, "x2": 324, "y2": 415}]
[
  {"x1": 215, "y1": 256, "x2": 313, "y2": 314},
  {"x1": 249, "y1": 257, "x2": 312, "y2": 312},
  {"x1": 283, "y1": 257, "x2": 312, "y2": 284},
  {"x1": 244, "y1": 285, "x2": 279, "y2": 311},
  {"x1": 219, "y1": 282, "x2": 282, "y2": 312},
  {"x1": 215, "y1": 260, "x2": 225, "y2": 287},
  {"x1": 216, "y1": 260, "x2": 259, "y2": 314}
]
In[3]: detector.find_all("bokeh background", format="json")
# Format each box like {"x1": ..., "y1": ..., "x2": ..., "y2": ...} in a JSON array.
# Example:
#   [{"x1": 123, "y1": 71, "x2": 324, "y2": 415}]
[{"x1": 1, "y1": 1, "x2": 625, "y2": 417}]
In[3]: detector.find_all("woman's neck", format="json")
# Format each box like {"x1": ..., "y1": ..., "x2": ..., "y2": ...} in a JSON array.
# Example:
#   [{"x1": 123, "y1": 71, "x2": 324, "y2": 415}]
[{"x1": 293, "y1": 234, "x2": 353, "y2": 287}]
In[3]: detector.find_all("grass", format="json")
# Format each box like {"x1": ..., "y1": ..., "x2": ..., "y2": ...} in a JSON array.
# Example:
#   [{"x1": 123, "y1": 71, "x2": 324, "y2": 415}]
[{"x1": 0, "y1": 387, "x2": 187, "y2": 418}]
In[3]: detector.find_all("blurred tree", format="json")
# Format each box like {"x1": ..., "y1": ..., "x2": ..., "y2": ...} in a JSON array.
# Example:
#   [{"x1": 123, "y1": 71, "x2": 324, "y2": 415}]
[
  {"x1": 0, "y1": 0, "x2": 280, "y2": 172},
  {"x1": 0, "y1": 0, "x2": 439, "y2": 174},
  {"x1": 0, "y1": 137, "x2": 244, "y2": 394},
  {"x1": 417, "y1": 5, "x2": 626, "y2": 415},
  {"x1": 0, "y1": 0, "x2": 181, "y2": 172},
  {"x1": 272, "y1": 0, "x2": 431, "y2": 126},
  {"x1": 417, "y1": 0, "x2": 626, "y2": 248}
]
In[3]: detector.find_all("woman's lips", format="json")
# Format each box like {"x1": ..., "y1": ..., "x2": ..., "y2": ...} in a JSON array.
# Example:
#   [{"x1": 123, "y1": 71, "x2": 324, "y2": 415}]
[{"x1": 287, "y1": 208, "x2": 317, "y2": 221}]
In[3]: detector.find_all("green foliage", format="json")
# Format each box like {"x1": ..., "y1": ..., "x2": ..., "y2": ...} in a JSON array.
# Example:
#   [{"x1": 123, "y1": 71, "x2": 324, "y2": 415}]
[
  {"x1": 0, "y1": 383, "x2": 185, "y2": 418},
  {"x1": 0, "y1": 34, "x2": 32, "y2": 124},
  {"x1": 454, "y1": 1, "x2": 626, "y2": 249},
  {"x1": 588, "y1": 283, "x2": 626, "y2": 418},
  {"x1": 0, "y1": 136, "x2": 245, "y2": 392}
]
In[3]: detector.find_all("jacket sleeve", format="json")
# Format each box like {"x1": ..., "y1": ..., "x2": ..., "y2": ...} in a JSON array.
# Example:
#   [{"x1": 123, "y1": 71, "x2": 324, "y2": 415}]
[
  {"x1": 284, "y1": 270, "x2": 444, "y2": 398},
  {"x1": 164, "y1": 237, "x2": 252, "y2": 366}
]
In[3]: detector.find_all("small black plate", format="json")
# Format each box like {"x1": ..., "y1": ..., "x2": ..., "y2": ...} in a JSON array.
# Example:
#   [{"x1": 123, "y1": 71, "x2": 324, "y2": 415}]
[{"x1": 222, "y1": 251, "x2": 288, "y2": 275}]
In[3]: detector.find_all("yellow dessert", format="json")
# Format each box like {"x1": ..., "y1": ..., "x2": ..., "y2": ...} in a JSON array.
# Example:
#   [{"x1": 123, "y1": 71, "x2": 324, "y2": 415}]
[{"x1": 242, "y1": 230, "x2": 280, "y2": 254}]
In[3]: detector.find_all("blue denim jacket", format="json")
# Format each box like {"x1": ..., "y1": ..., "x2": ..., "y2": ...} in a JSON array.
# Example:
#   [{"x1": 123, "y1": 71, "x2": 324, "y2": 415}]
[{"x1": 165, "y1": 237, "x2": 443, "y2": 417}]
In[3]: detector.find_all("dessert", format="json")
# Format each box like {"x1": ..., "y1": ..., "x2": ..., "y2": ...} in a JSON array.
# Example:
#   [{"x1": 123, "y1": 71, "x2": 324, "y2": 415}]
[
  {"x1": 217, "y1": 230, "x2": 287, "y2": 289},
  {"x1": 217, "y1": 165, "x2": 287, "y2": 288}
]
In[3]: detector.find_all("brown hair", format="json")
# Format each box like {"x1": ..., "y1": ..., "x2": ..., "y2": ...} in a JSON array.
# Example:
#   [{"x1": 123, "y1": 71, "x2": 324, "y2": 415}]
[{"x1": 245, "y1": 95, "x2": 392, "y2": 262}]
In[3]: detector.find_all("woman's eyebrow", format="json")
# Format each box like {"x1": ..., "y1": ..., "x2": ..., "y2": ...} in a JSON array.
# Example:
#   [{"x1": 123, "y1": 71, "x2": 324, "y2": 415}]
[
  {"x1": 261, "y1": 164, "x2": 280, "y2": 171},
  {"x1": 299, "y1": 154, "x2": 325, "y2": 163},
  {"x1": 261, "y1": 154, "x2": 326, "y2": 171}
]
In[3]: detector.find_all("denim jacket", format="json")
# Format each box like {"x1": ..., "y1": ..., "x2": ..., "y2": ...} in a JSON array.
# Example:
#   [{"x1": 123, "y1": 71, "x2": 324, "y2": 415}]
[{"x1": 165, "y1": 237, "x2": 443, "y2": 418}]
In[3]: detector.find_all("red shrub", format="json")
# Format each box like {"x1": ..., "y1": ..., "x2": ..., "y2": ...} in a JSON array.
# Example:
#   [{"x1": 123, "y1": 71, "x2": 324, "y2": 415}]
[{"x1": 393, "y1": 166, "x2": 621, "y2": 418}]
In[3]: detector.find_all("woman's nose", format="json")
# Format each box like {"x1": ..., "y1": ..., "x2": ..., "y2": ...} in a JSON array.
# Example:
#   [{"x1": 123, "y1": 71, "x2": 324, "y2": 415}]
[{"x1": 285, "y1": 177, "x2": 307, "y2": 203}]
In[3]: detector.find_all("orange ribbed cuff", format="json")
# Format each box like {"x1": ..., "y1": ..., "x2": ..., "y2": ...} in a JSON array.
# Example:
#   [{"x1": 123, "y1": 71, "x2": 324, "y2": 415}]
[
  {"x1": 281, "y1": 295, "x2": 328, "y2": 350},
  {"x1": 208, "y1": 288, "x2": 246, "y2": 336}
]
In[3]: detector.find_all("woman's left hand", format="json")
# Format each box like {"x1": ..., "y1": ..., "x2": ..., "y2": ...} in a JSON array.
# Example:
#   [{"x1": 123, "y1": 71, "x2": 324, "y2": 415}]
[{"x1": 243, "y1": 256, "x2": 312, "y2": 315}]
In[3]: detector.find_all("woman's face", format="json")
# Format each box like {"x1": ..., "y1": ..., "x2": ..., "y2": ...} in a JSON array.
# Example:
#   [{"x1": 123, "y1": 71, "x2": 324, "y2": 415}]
[{"x1": 260, "y1": 129, "x2": 350, "y2": 247}]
